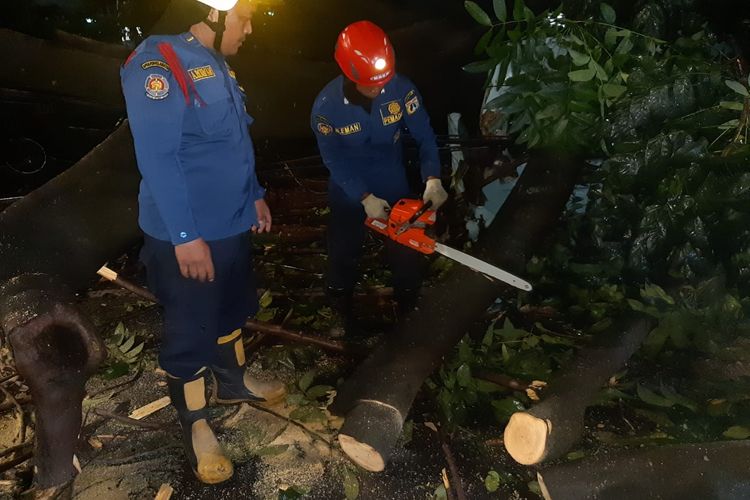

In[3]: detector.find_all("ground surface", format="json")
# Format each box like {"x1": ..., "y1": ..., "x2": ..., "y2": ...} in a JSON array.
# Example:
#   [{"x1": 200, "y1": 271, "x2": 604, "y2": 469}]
[{"x1": 0, "y1": 173, "x2": 541, "y2": 499}]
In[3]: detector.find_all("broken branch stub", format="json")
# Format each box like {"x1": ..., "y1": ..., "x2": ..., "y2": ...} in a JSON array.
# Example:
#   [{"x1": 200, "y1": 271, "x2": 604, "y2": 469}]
[{"x1": 503, "y1": 315, "x2": 654, "y2": 465}]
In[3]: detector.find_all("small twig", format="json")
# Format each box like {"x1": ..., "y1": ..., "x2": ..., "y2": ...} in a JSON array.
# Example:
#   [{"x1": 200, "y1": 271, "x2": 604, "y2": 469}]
[
  {"x1": 247, "y1": 402, "x2": 334, "y2": 449},
  {"x1": 435, "y1": 426, "x2": 468, "y2": 500},
  {"x1": 0, "y1": 373, "x2": 18, "y2": 385},
  {"x1": 86, "y1": 369, "x2": 142, "y2": 400},
  {"x1": 474, "y1": 371, "x2": 531, "y2": 392},
  {"x1": 0, "y1": 386, "x2": 24, "y2": 443},
  {"x1": 0, "y1": 451, "x2": 33, "y2": 474},
  {"x1": 94, "y1": 408, "x2": 168, "y2": 430},
  {"x1": 0, "y1": 440, "x2": 33, "y2": 461}
]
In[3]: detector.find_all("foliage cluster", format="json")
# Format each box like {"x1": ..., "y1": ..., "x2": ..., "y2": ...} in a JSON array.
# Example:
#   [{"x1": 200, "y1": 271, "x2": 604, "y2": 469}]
[{"x1": 434, "y1": 0, "x2": 750, "y2": 447}]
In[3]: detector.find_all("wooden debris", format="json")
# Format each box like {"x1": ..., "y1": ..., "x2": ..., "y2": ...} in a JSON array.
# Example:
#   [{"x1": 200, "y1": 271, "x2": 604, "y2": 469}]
[
  {"x1": 128, "y1": 396, "x2": 171, "y2": 420},
  {"x1": 154, "y1": 483, "x2": 173, "y2": 500}
]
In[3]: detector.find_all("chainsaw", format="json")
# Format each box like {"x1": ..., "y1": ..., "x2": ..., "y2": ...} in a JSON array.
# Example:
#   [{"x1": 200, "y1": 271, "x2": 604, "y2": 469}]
[{"x1": 365, "y1": 198, "x2": 533, "y2": 291}]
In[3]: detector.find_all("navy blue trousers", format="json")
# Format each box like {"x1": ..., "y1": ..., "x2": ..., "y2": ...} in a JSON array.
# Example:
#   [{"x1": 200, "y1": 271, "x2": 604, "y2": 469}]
[
  {"x1": 141, "y1": 232, "x2": 258, "y2": 378},
  {"x1": 327, "y1": 195, "x2": 424, "y2": 294}
]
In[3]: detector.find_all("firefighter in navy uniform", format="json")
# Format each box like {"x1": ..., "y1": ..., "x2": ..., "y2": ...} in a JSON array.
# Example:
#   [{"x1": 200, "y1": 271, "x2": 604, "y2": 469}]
[
  {"x1": 311, "y1": 20, "x2": 449, "y2": 337},
  {"x1": 121, "y1": 0, "x2": 285, "y2": 484}
]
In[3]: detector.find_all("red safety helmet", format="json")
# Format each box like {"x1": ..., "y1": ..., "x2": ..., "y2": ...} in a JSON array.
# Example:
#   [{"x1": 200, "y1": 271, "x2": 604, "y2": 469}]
[{"x1": 334, "y1": 21, "x2": 395, "y2": 87}]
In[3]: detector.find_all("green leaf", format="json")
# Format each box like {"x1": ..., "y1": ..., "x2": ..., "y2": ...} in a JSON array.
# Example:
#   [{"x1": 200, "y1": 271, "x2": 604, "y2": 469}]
[
  {"x1": 433, "y1": 485, "x2": 448, "y2": 500},
  {"x1": 259, "y1": 289, "x2": 273, "y2": 309},
  {"x1": 637, "y1": 384, "x2": 673, "y2": 408},
  {"x1": 119, "y1": 335, "x2": 135, "y2": 353},
  {"x1": 720, "y1": 101, "x2": 745, "y2": 111},
  {"x1": 588, "y1": 59, "x2": 608, "y2": 80},
  {"x1": 726, "y1": 80, "x2": 749, "y2": 97},
  {"x1": 723, "y1": 426, "x2": 750, "y2": 439},
  {"x1": 456, "y1": 364, "x2": 472, "y2": 387},
  {"x1": 491, "y1": 398, "x2": 525, "y2": 423},
  {"x1": 343, "y1": 467, "x2": 360, "y2": 500},
  {"x1": 298, "y1": 369, "x2": 316, "y2": 393},
  {"x1": 604, "y1": 28, "x2": 617, "y2": 47},
  {"x1": 462, "y1": 59, "x2": 498, "y2": 74},
  {"x1": 602, "y1": 83, "x2": 627, "y2": 98},
  {"x1": 289, "y1": 405, "x2": 327, "y2": 423},
  {"x1": 641, "y1": 284, "x2": 675, "y2": 305},
  {"x1": 255, "y1": 444, "x2": 289, "y2": 456},
  {"x1": 465, "y1": 1, "x2": 493, "y2": 26},
  {"x1": 475, "y1": 28, "x2": 494, "y2": 55},
  {"x1": 513, "y1": 0, "x2": 525, "y2": 21},
  {"x1": 114, "y1": 322, "x2": 126, "y2": 338},
  {"x1": 305, "y1": 385, "x2": 334, "y2": 400},
  {"x1": 493, "y1": 0, "x2": 507, "y2": 22},
  {"x1": 485, "y1": 470, "x2": 501, "y2": 492},
  {"x1": 567, "y1": 48, "x2": 590, "y2": 66},
  {"x1": 568, "y1": 68, "x2": 595, "y2": 82},
  {"x1": 600, "y1": 3, "x2": 616, "y2": 23}
]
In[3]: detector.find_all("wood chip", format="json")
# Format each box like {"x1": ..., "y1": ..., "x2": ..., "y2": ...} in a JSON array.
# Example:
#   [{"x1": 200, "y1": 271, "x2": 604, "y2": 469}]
[
  {"x1": 128, "y1": 396, "x2": 171, "y2": 420},
  {"x1": 424, "y1": 422, "x2": 438, "y2": 433},
  {"x1": 88, "y1": 437, "x2": 103, "y2": 450},
  {"x1": 441, "y1": 467, "x2": 450, "y2": 489},
  {"x1": 154, "y1": 483, "x2": 173, "y2": 500}
]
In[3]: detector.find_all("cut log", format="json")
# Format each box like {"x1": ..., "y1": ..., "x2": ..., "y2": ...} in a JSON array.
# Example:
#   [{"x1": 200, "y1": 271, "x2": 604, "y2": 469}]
[
  {"x1": 0, "y1": 123, "x2": 141, "y2": 489},
  {"x1": 503, "y1": 315, "x2": 653, "y2": 465},
  {"x1": 332, "y1": 151, "x2": 584, "y2": 470},
  {"x1": 0, "y1": 274, "x2": 106, "y2": 489},
  {"x1": 537, "y1": 440, "x2": 750, "y2": 500}
]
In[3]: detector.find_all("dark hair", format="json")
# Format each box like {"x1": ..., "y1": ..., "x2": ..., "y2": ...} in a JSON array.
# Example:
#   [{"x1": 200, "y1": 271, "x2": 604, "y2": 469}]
[{"x1": 149, "y1": 0, "x2": 211, "y2": 35}]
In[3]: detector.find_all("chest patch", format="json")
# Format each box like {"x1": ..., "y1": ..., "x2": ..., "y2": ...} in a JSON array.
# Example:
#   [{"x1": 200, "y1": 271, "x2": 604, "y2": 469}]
[
  {"x1": 380, "y1": 100, "x2": 403, "y2": 126},
  {"x1": 189, "y1": 65, "x2": 216, "y2": 81},
  {"x1": 336, "y1": 122, "x2": 362, "y2": 135}
]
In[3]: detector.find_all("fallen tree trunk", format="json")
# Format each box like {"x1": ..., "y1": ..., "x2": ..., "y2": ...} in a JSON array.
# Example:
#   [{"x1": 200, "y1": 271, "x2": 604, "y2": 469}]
[
  {"x1": 503, "y1": 315, "x2": 654, "y2": 465},
  {"x1": 0, "y1": 123, "x2": 141, "y2": 488},
  {"x1": 331, "y1": 151, "x2": 584, "y2": 471},
  {"x1": 537, "y1": 440, "x2": 750, "y2": 500}
]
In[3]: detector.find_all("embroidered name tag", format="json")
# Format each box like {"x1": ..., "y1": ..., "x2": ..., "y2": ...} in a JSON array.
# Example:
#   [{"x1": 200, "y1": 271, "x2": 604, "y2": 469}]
[
  {"x1": 335, "y1": 122, "x2": 362, "y2": 135},
  {"x1": 188, "y1": 65, "x2": 216, "y2": 81}
]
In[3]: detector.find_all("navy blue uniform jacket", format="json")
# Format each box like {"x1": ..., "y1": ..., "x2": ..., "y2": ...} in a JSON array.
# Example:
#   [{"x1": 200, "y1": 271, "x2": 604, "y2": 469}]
[
  {"x1": 311, "y1": 74, "x2": 440, "y2": 205},
  {"x1": 121, "y1": 33, "x2": 264, "y2": 245}
]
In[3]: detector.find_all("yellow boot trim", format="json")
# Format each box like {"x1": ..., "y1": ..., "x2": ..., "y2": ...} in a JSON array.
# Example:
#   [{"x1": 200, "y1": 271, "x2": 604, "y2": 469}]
[
  {"x1": 234, "y1": 339, "x2": 246, "y2": 366},
  {"x1": 184, "y1": 376, "x2": 206, "y2": 412},
  {"x1": 191, "y1": 419, "x2": 233, "y2": 484},
  {"x1": 217, "y1": 328, "x2": 242, "y2": 345}
]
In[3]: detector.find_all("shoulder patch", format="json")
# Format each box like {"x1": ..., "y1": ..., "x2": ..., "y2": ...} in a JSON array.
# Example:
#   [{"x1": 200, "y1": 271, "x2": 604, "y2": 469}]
[
  {"x1": 188, "y1": 65, "x2": 216, "y2": 81},
  {"x1": 141, "y1": 59, "x2": 170, "y2": 72},
  {"x1": 314, "y1": 115, "x2": 333, "y2": 136},
  {"x1": 145, "y1": 74, "x2": 169, "y2": 100},
  {"x1": 405, "y1": 90, "x2": 420, "y2": 115}
]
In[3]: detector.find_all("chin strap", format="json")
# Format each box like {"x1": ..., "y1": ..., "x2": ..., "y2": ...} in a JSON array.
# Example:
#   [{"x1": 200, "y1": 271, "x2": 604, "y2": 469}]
[{"x1": 203, "y1": 10, "x2": 227, "y2": 52}]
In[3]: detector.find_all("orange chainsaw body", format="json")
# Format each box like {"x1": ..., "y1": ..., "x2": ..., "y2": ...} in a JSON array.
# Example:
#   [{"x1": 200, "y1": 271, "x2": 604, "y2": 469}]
[{"x1": 365, "y1": 198, "x2": 437, "y2": 254}]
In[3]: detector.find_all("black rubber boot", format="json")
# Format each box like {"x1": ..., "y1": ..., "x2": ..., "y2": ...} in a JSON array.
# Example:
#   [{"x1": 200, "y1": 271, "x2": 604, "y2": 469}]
[
  {"x1": 327, "y1": 287, "x2": 354, "y2": 338},
  {"x1": 210, "y1": 329, "x2": 286, "y2": 405},
  {"x1": 166, "y1": 369, "x2": 233, "y2": 484}
]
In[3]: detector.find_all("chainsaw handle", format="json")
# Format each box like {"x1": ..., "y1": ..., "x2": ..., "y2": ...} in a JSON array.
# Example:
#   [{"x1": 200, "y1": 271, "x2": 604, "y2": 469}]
[{"x1": 406, "y1": 200, "x2": 432, "y2": 225}]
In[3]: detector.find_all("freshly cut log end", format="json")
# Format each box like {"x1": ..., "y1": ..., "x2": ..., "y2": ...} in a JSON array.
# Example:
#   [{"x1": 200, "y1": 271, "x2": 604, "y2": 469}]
[
  {"x1": 338, "y1": 400, "x2": 403, "y2": 472},
  {"x1": 338, "y1": 435, "x2": 385, "y2": 473},
  {"x1": 504, "y1": 412, "x2": 552, "y2": 465}
]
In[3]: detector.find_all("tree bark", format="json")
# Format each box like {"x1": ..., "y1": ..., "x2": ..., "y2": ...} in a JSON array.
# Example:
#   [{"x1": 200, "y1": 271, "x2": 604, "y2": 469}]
[
  {"x1": 537, "y1": 440, "x2": 750, "y2": 500},
  {"x1": 331, "y1": 151, "x2": 584, "y2": 471},
  {"x1": 503, "y1": 315, "x2": 654, "y2": 465}
]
